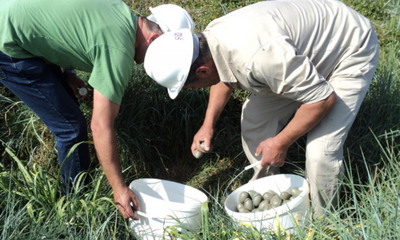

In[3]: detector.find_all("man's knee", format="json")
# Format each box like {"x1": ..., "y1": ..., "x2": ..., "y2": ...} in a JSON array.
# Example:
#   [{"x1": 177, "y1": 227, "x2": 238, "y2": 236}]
[
  {"x1": 305, "y1": 140, "x2": 344, "y2": 177},
  {"x1": 54, "y1": 114, "x2": 88, "y2": 143}
]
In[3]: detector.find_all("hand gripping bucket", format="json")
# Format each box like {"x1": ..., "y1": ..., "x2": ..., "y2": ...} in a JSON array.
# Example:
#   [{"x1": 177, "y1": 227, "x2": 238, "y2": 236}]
[
  {"x1": 129, "y1": 178, "x2": 208, "y2": 240},
  {"x1": 224, "y1": 174, "x2": 311, "y2": 233}
]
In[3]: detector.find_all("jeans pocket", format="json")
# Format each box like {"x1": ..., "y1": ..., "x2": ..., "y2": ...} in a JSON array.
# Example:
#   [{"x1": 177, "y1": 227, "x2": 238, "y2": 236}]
[{"x1": 13, "y1": 57, "x2": 48, "y2": 76}]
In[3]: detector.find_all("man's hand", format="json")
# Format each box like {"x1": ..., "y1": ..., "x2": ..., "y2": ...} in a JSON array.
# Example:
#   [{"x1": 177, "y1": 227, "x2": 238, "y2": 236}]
[
  {"x1": 64, "y1": 72, "x2": 90, "y2": 101},
  {"x1": 191, "y1": 82, "x2": 232, "y2": 158},
  {"x1": 114, "y1": 186, "x2": 139, "y2": 220},
  {"x1": 255, "y1": 137, "x2": 289, "y2": 167},
  {"x1": 256, "y1": 93, "x2": 337, "y2": 168},
  {"x1": 191, "y1": 125, "x2": 214, "y2": 157}
]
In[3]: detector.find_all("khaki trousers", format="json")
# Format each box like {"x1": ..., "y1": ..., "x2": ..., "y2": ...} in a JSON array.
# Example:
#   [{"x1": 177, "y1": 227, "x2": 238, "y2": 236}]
[{"x1": 241, "y1": 33, "x2": 379, "y2": 217}]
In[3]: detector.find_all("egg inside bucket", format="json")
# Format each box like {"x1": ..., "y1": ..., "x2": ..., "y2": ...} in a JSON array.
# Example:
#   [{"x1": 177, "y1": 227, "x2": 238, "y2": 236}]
[
  {"x1": 224, "y1": 174, "x2": 311, "y2": 233},
  {"x1": 129, "y1": 178, "x2": 208, "y2": 240}
]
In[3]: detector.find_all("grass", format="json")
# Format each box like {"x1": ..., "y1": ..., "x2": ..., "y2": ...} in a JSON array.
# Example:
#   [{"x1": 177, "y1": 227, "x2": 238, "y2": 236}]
[{"x1": 1, "y1": 0, "x2": 400, "y2": 239}]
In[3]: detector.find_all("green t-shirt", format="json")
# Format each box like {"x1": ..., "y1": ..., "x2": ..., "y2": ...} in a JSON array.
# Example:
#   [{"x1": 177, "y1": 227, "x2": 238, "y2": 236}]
[{"x1": 0, "y1": 0, "x2": 137, "y2": 104}]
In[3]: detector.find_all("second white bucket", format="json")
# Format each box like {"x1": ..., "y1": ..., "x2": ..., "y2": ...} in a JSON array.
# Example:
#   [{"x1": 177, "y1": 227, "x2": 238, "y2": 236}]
[
  {"x1": 129, "y1": 178, "x2": 208, "y2": 240},
  {"x1": 224, "y1": 174, "x2": 311, "y2": 233}
]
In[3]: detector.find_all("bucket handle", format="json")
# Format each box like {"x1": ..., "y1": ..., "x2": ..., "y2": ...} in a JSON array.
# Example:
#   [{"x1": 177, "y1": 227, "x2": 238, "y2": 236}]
[
  {"x1": 224, "y1": 162, "x2": 269, "y2": 196},
  {"x1": 136, "y1": 210, "x2": 155, "y2": 220}
]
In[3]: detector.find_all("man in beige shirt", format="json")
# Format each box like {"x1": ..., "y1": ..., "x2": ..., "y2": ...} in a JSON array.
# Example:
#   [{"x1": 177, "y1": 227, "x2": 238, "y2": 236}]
[{"x1": 144, "y1": 0, "x2": 379, "y2": 217}]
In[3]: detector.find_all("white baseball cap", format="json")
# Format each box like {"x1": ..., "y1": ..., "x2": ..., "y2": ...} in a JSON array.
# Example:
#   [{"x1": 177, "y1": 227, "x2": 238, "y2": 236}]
[
  {"x1": 147, "y1": 4, "x2": 195, "y2": 33},
  {"x1": 144, "y1": 29, "x2": 199, "y2": 99}
]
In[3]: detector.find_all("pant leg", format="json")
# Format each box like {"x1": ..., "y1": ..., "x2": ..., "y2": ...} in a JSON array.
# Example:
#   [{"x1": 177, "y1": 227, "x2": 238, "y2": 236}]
[
  {"x1": 0, "y1": 52, "x2": 90, "y2": 192},
  {"x1": 305, "y1": 33, "x2": 379, "y2": 218},
  {"x1": 241, "y1": 93, "x2": 301, "y2": 180}
]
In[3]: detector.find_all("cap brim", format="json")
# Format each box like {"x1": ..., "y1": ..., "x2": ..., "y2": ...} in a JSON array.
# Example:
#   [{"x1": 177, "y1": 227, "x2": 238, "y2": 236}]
[
  {"x1": 167, "y1": 78, "x2": 186, "y2": 99},
  {"x1": 148, "y1": 7, "x2": 168, "y2": 33},
  {"x1": 144, "y1": 29, "x2": 196, "y2": 100},
  {"x1": 147, "y1": 14, "x2": 156, "y2": 22},
  {"x1": 168, "y1": 34, "x2": 199, "y2": 99}
]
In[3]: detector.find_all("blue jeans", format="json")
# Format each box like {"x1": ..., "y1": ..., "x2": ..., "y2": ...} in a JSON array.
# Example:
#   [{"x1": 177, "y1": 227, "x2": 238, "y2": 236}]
[{"x1": 0, "y1": 51, "x2": 90, "y2": 193}]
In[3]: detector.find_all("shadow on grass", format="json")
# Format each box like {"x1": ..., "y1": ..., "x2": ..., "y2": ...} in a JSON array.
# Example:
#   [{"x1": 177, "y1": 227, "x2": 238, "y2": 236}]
[{"x1": 115, "y1": 66, "x2": 244, "y2": 188}]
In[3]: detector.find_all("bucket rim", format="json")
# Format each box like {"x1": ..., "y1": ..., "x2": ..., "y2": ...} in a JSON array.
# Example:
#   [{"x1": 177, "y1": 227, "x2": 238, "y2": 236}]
[{"x1": 129, "y1": 178, "x2": 208, "y2": 210}]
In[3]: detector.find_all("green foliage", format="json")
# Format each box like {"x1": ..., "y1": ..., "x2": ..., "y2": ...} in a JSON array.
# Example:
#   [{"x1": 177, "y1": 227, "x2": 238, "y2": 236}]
[
  {"x1": 128, "y1": 0, "x2": 262, "y2": 31},
  {"x1": 0, "y1": 88, "x2": 56, "y2": 165},
  {"x1": 343, "y1": 0, "x2": 400, "y2": 72},
  {"x1": 343, "y1": 0, "x2": 389, "y2": 21},
  {"x1": 0, "y1": 149, "x2": 132, "y2": 240}
]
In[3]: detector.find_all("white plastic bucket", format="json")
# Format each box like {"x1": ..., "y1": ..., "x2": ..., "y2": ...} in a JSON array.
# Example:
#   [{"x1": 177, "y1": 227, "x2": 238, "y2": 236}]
[
  {"x1": 224, "y1": 174, "x2": 310, "y2": 233},
  {"x1": 129, "y1": 178, "x2": 208, "y2": 240}
]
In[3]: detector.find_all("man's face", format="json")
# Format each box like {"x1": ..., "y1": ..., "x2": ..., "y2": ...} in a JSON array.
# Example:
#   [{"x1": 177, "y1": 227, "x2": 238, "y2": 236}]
[
  {"x1": 183, "y1": 75, "x2": 219, "y2": 89},
  {"x1": 183, "y1": 63, "x2": 220, "y2": 89},
  {"x1": 134, "y1": 44, "x2": 147, "y2": 64},
  {"x1": 135, "y1": 30, "x2": 161, "y2": 64}
]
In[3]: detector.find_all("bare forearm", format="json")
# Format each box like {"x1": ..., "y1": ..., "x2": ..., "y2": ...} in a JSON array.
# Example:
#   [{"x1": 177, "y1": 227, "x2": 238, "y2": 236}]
[
  {"x1": 91, "y1": 89, "x2": 138, "y2": 219},
  {"x1": 276, "y1": 93, "x2": 337, "y2": 146},
  {"x1": 203, "y1": 81, "x2": 232, "y2": 127},
  {"x1": 92, "y1": 128, "x2": 125, "y2": 190},
  {"x1": 91, "y1": 90, "x2": 125, "y2": 191},
  {"x1": 191, "y1": 81, "x2": 233, "y2": 153}
]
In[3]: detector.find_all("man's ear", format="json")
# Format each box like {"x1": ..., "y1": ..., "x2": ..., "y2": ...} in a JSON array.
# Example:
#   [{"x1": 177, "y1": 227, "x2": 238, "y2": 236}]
[
  {"x1": 195, "y1": 65, "x2": 211, "y2": 78},
  {"x1": 148, "y1": 32, "x2": 161, "y2": 44}
]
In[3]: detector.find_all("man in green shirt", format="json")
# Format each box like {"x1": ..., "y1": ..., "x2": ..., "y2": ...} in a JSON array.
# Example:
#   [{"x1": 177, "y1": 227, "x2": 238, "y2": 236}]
[{"x1": 0, "y1": 0, "x2": 194, "y2": 219}]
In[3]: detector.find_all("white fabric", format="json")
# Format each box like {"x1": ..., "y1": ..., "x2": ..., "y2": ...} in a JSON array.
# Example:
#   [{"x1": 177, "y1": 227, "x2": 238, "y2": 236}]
[{"x1": 203, "y1": 0, "x2": 376, "y2": 103}]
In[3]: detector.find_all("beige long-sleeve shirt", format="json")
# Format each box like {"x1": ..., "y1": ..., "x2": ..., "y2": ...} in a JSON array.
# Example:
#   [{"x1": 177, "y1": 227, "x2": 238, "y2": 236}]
[{"x1": 203, "y1": 0, "x2": 376, "y2": 104}]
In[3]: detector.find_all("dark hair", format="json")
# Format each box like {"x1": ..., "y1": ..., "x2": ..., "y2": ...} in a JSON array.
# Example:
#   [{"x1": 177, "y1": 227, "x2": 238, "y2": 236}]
[
  {"x1": 186, "y1": 32, "x2": 212, "y2": 85},
  {"x1": 142, "y1": 16, "x2": 163, "y2": 34}
]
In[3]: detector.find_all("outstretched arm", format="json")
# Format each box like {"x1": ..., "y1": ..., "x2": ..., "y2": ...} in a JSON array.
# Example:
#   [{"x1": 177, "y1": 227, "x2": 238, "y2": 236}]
[
  {"x1": 256, "y1": 92, "x2": 337, "y2": 167},
  {"x1": 91, "y1": 89, "x2": 138, "y2": 219},
  {"x1": 191, "y1": 81, "x2": 233, "y2": 155}
]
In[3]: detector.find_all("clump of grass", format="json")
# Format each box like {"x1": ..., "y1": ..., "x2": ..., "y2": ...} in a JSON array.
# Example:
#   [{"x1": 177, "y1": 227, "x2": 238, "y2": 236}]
[
  {"x1": 307, "y1": 131, "x2": 400, "y2": 239},
  {"x1": 129, "y1": 0, "x2": 262, "y2": 31},
  {"x1": 0, "y1": 147, "x2": 134, "y2": 240},
  {"x1": 0, "y1": 90, "x2": 56, "y2": 166}
]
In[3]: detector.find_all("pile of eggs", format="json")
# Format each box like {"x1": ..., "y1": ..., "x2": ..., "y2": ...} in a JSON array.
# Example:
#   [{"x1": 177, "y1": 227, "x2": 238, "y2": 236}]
[{"x1": 236, "y1": 188, "x2": 302, "y2": 213}]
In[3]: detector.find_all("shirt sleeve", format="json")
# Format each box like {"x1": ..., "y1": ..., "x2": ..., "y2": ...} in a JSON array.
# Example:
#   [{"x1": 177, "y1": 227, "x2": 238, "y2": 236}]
[
  {"x1": 88, "y1": 45, "x2": 133, "y2": 105},
  {"x1": 249, "y1": 36, "x2": 333, "y2": 104}
]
